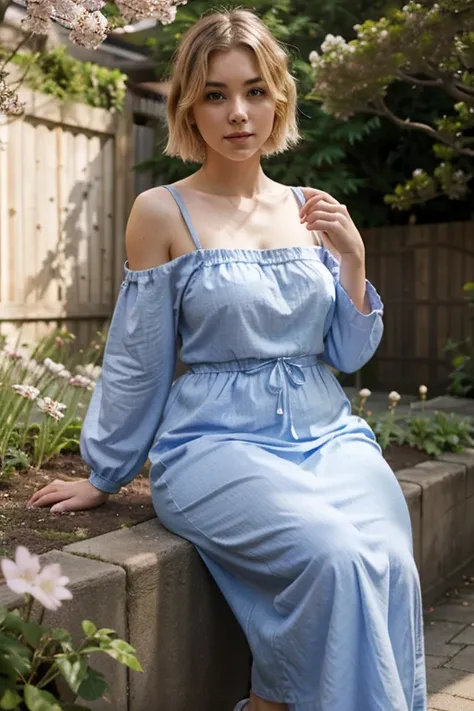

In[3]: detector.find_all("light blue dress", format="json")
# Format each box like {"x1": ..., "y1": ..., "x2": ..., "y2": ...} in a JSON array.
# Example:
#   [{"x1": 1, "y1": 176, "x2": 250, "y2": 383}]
[{"x1": 81, "y1": 186, "x2": 426, "y2": 711}]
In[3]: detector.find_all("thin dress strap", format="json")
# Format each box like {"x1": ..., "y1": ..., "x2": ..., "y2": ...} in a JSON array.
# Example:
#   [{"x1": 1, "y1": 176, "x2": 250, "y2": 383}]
[
  {"x1": 291, "y1": 186, "x2": 306, "y2": 206},
  {"x1": 163, "y1": 185, "x2": 202, "y2": 250},
  {"x1": 290, "y1": 186, "x2": 323, "y2": 247}
]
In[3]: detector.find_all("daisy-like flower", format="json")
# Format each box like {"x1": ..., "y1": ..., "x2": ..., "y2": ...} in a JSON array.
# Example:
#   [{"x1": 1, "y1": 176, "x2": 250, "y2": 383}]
[
  {"x1": 388, "y1": 391, "x2": 401, "y2": 402},
  {"x1": 12, "y1": 384, "x2": 40, "y2": 401},
  {"x1": 44, "y1": 357, "x2": 67, "y2": 374},
  {"x1": 359, "y1": 388, "x2": 372, "y2": 400},
  {"x1": 69, "y1": 374, "x2": 95, "y2": 390},
  {"x1": 419, "y1": 384, "x2": 428, "y2": 396},
  {"x1": 37, "y1": 396, "x2": 67, "y2": 421},
  {"x1": 56, "y1": 369, "x2": 72, "y2": 379},
  {"x1": 32, "y1": 562, "x2": 72, "y2": 611},
  {"x1": 76, "y1": 363, "x2": 101, "y2": 381},
  {"x1": 1, "y1": 546, "x2": 41, "y2": 596}
]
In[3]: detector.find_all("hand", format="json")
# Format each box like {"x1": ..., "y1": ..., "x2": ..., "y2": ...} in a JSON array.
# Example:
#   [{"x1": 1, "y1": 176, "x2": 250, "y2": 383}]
[
  {"x1": 300, "y1": 188, "x2": 365, "y2": 262},
  {"x1": 27, "y1": 479, "x2": 109, "y2": 513}
]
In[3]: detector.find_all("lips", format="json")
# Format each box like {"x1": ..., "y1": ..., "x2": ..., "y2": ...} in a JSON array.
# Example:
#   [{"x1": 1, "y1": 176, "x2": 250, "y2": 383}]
[{"x1": 225, "y1": 132, "x2": 253, "y2": 138}]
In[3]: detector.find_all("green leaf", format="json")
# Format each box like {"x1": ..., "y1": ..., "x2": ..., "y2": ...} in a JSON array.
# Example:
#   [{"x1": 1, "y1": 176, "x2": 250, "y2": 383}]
[
  {"x1": 0, "y1": 689, "x2": 22, "y2": 710},
  {"x1": 23, "y1": 685, "x2": 62, "y2": 711},
  {"x1": 77, "y1": 667, "x2": 108, "y2": 702},
  {"x1": 21, "y1": 621, "x2": 47, "y2": 648},
  {"x1": 55, "y1": 657, "x2": 89, "y2": 694},
  {"x1": 80, "y1": 621, "x2": 97, "y2": 639},
  {"x1": 102, "y1": 644, "x2": 143, "y2": 672}
]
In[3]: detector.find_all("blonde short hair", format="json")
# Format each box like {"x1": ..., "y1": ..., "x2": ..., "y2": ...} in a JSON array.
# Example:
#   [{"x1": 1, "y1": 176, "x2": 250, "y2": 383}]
[{"x1": 165, "y1": 9, "x2": 300, "y2": 163}]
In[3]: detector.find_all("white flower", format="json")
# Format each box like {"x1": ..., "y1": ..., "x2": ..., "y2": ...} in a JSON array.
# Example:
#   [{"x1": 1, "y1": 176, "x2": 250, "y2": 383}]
[
  {"x1": 57, "y1": 369, "x2": 72, "y2": 379},
  {"x1": 321, "y1": 34, "x2": 347, "y2": 53},
  {"x1": 413, "y1": 169, "x2": 423, "y2": 177},
  {"x1": 44, "y1": 357, "x2": 67, "y2": 374},
  {"x1": 69, "y1": 374, "x2": 95, "y2": 390},
  {"x1": 359, "y1": 388, "x2": 372, "y2": 399},
  {"x1": 380, "y1": 29, "x2": 388, "y2": 39},
  {"x1": 12, "y1": 384, "x2": 40, "y2": 401},
  {"x1": 388, "y1": 391, "x2": 401, "y2": 402},
  {"x1": 309, "y1": 50, "x2": 319, "y2": 67},
  {"x1": 419, "y1": 384, "x2": 428, "y2": 395},
  {"x1": 76, "y1": 363, "x2": 101, "y2": 380},
  {"x1": 37, "y1": 396, "x2": 67, "y2": 421},
  {"x1": 1, "y1": 546, "x2": 41, "y2": 596},
  {"x1": 32, "y1": 563, "x2": 72, "y2": 611}
]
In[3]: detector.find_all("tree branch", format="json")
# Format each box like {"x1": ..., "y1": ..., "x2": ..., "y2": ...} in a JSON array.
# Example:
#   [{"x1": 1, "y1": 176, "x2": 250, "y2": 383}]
[
  {"x1": 395, "y1": 70, "x2": 443, "y2": 87},
  {"x1": 369, "y1": 98, "x2": 474, "y2": 157},
  {"x1": 441, "y1": 78, "x2": 474, "y2": 104}
]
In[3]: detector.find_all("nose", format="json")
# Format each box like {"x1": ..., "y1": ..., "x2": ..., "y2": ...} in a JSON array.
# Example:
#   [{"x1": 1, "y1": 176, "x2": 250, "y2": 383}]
[{"x1": 229, "y1": 98, "x2": 248, "y2": 126}]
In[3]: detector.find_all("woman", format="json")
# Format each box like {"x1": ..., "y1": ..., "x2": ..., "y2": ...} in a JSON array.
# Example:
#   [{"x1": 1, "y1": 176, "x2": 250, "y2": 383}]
[{"x1": 28, "y1": 9, "x2": 426, "y2": 711}]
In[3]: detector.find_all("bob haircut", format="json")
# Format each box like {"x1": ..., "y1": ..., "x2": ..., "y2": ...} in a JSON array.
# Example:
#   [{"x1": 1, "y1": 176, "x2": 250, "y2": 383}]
[{"x1": 164, "y1": 9, "x2": 300, "y2": 163}]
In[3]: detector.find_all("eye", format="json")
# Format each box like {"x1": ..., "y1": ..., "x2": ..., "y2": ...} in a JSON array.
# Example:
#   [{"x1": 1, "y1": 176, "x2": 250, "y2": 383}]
[
  {"x1": 205, "y1": 91, "x2": 225, "y2": 101},
  {"x1": 249, "y1": 88, "x2": 265, "y2": 97}
]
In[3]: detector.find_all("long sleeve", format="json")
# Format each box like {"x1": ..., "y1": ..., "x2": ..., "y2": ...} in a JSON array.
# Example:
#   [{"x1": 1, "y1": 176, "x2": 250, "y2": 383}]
[
  {"x1": 320, "y1": 248, "x2": 384, "y2": 374},
  {"x1": 81, "y1": 263, "x2": 181, "y2": 494}
]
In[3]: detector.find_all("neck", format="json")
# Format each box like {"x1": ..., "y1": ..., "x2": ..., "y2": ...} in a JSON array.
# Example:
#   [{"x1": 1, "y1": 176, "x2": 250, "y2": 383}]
[{"x1": 194, "y1": 152, "x2": 271, "y2": 199}]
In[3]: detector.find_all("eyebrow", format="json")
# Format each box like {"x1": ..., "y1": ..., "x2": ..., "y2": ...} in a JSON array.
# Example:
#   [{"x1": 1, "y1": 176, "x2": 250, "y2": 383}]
[{"x1": 204, "y1": 76, "x2": 263, "y2": 88}]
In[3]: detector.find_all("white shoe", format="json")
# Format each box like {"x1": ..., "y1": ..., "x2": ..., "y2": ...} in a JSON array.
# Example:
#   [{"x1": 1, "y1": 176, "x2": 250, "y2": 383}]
[{"x1": 233, "y1": 700, "x2": 249, "y2": 711}]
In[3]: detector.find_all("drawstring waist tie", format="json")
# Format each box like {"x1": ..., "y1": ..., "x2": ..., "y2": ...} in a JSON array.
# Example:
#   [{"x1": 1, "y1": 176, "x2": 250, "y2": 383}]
[{"x1": 189, "y1": 354, "x2": 321, "y2": 431}]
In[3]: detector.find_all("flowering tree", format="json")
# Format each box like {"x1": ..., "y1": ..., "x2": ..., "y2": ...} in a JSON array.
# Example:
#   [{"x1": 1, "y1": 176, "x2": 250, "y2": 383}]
[
  {"x1": 0, "y1": 0, "x2": 187, "y2": 115},
  {"x1": 309, "y1": 0, "x2": 474, "y2": 209}
]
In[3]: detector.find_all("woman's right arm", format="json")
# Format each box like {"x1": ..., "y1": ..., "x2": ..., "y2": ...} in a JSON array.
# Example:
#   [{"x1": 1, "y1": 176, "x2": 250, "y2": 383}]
[{"x1": 28, "y1": 189, "x2": 179, "y2": 512}]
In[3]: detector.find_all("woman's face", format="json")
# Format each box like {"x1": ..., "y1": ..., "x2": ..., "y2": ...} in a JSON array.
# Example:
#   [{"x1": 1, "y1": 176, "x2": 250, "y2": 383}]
[{"x1": 191, "y1": 46, "x2": 276, "y2": 163}]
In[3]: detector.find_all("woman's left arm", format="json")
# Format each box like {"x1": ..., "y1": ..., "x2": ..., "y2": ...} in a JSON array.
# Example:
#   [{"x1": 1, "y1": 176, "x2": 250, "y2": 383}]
[{"x1": 300, "y1": 187, "x2": 384, "y2": 373}]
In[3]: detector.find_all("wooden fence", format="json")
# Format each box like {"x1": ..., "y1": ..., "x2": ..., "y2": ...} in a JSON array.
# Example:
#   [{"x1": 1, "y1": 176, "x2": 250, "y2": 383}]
[
  {"x1": 363, "y1": 220, "x2": 474, "y2": 394},
  {"x1": 0, "y1": 66, "x2": 136, "y2": 348}
]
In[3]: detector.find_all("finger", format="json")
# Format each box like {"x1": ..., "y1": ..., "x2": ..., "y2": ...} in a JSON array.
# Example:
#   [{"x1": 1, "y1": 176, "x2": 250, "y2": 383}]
[
  {"x1": 300, "y1": 198, "x2": 343, "y2": 222},
  {"x1": 27, "y1": 480, "x2": 68, "y2": 506},
  {"x1": 52, "y1": 495, "x2": 105, "y2": 513},
  {"x1": 28, "y1": 484, "x2": 60, "y2": 507},
  {"x1": 305, "y1": 212, "x2": 343, "y2": 231},
  {"x1": 28, "y1": 490, "x2": 72, "y2": 510},
  {"x1": 306, "y1": 220, "x2": 343, "y2": 234},
  {"x1": 300, "y1": 189, "x2": 339, "y2": 215}
]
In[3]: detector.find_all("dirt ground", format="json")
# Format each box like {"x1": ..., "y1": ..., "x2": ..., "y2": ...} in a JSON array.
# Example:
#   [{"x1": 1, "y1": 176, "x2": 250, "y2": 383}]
[{"x1": 0, "y1": 444, "x2": 431, "y2": 563}]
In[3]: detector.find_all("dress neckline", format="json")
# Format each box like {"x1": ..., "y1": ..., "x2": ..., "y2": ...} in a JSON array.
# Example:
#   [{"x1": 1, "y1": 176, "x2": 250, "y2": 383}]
[{"x1": 124, "y1": 244, "x2": 328, "y2": 279}]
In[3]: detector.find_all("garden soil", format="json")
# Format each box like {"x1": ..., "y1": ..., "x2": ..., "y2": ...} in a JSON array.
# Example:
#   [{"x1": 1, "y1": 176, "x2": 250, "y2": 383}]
[{"x1": 0, "y1": 445, "x2": 430, "y2": 566}]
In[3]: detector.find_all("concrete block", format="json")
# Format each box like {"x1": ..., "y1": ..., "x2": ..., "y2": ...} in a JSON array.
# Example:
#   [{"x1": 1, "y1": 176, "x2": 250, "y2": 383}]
[
  {"x1": 0, "y1": 550, "x2": 127, "y2": 711},
  {"x1": 399, "y1": 480, "x2": 422, "y2": 569},
  {"x1": 397, "y1": 461, "x2": 467, "y2": 593},
  {"x1": 67, "y1": 519, "x2": 250, "y2": 711},
  {"x1": 439, "y1": 450, "x2": 474, "y2": 562}
]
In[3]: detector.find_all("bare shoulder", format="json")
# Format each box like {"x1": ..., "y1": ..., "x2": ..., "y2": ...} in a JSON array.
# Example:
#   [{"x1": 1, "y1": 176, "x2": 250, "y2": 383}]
[{"x1": 125, "y1": 186, "x2": 181, "y2": 270}]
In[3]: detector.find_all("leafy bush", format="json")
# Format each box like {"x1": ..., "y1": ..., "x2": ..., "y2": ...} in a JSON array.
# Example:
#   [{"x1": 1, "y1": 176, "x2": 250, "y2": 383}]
[
  {"x1": 11, "y1": 47, "x2": 127, "y2": 111},
  {"x1": 404, "y1": 411, "x2": 474, "y2": 457},
  {"x1": 352, "y1": 386, "x2": 474, "y2": 455}
]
